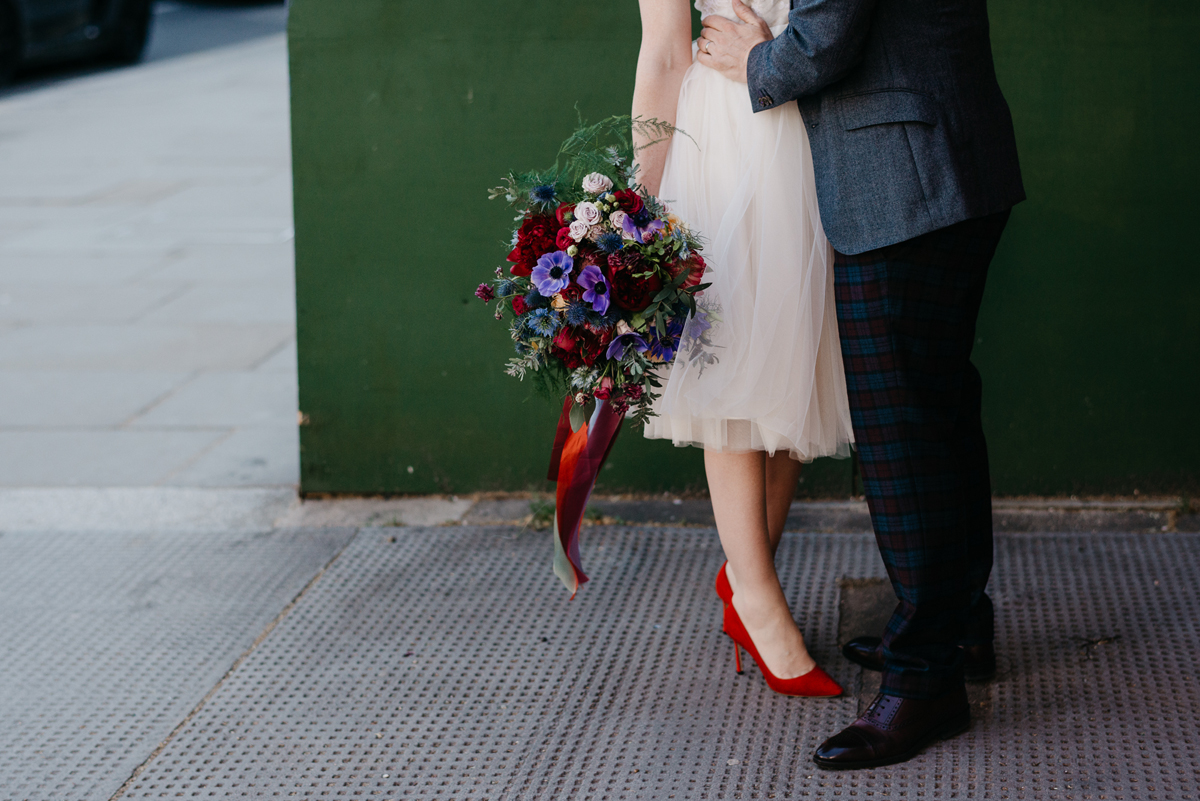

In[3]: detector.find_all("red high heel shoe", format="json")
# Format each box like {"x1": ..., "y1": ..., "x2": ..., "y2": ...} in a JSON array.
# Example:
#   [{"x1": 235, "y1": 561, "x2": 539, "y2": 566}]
[
  {"x1": 722, "y1": 600, "x2": 843, "y2": 697},
  {"x1": 715, "y1": 561, "x2": 733, "y2": 605}
]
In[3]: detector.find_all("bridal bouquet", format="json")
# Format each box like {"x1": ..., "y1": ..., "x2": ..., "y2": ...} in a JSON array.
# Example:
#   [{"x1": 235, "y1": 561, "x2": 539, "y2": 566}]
[
  {"x1": 478, "y1": 117, "x2": 708, "y2": 428},
  {"x1": 477, "y1": 117, "x2": 709, "y2": 596}
]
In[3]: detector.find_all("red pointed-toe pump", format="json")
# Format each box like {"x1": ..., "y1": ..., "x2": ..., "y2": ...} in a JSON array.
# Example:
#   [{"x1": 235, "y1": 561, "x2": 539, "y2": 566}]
[{"x1": 722, "y1": 600, "x2": 843, "y2": 698}]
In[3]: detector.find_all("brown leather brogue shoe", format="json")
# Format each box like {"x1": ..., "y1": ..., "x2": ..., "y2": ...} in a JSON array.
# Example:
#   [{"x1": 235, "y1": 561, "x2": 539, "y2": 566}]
[
  {"x1": 813, "y1": 686, "x2": 970, "y2": 770},
  {"x1": 841, "y1": 636, "x2": 997, "y2": 682}
]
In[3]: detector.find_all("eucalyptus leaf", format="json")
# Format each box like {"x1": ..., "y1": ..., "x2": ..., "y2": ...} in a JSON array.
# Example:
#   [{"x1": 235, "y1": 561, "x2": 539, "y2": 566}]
[{"x1": 569, "y1": 400, "x2": 587, "y2": 432}]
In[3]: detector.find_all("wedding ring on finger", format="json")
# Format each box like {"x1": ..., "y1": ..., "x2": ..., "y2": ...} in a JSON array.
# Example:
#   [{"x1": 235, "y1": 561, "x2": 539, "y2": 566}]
[{"x1": 704, "y1": 41, "x2": 713, "y2": 55}]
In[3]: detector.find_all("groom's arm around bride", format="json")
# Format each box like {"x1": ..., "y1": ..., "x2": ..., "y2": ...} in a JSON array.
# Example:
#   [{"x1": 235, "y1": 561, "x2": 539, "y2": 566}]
[{"x1": 702, "y1": 0, "x2": 1026, "y2": 771}]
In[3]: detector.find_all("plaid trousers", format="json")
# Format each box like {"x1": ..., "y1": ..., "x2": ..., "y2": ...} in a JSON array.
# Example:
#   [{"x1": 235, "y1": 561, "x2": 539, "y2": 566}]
[{"x1": 834, "y1": 210, "x2": 1010, "y2": 699}]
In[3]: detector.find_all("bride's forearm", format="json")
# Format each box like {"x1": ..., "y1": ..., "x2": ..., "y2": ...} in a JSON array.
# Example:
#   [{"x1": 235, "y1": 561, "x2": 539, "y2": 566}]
[
  {"x1": 632, "y1": 0, "x2": 694, "y2": 197},
  {"x1": 632, "y1": 56, "x2": 690, "y2": 196}
]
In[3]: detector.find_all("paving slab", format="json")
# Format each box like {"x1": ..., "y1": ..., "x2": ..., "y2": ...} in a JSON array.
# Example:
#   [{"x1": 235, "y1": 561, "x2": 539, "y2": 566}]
[
  {"x1": 0, "y1": 253, "x2": 167, "y2": 286},
  {"x1": 0, "y1": 429, "x2": 227, "y2": 486},
  {"x1": 0, "y1": 283, "x2": 186, "y2": 325},
  {"x1": 0, "y1": 487, "x2": 297, "y2": 532},
  {"x1": 0, "y1": 370, "x2": 187, "y2": 426},
  {"x1": 0, "y1": 526, "x2": 355, "y2": 801},
  {"x1": 0, "y1": 323, "x2": 292, "y2": 371},
  {"x1": 0, "y1": 35, "x2": 298, "y2": 488},
  {"x1": 160, "y1": 425, "x2": 300, "y2": 487},
  {"x1": 276, "y1": 496, "x2": 475, "y2": 528},
  {"x1": 106, "y1": 526, "x2": 1200, "y2": 800},
  {"x1": 131, "y1": 371, "x2": 297, "y2": 427},
  {"x1": 141, "y1": 242, "x2": 296, "y2": 286}
]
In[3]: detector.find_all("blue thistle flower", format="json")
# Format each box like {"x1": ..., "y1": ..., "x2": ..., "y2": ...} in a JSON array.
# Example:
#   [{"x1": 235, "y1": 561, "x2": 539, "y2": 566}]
[
  {"x1": 530, "y1": 184, "x2": 557, "y2": 208},
  {"x1": 524, "y1": 289, "x2": 549, "y2": 309},
  {"x1": 515, "y1": 341, "x2": 530, "y2": 355},
  {"x1": 565, "y1": 302, "x2": 590, "y2": 327},
  {"x1": 599, "y1": 304, "x2": 623, "y2": 327},
  {"x1": 497, "y1": 279, "x2": 518, "y2": 297},
  {"x1": 597, "y1": 232, "x2": 624, "y2": 254},
  {"x1": 527, "y1": 307, "x2": 560, "y2": 337}
]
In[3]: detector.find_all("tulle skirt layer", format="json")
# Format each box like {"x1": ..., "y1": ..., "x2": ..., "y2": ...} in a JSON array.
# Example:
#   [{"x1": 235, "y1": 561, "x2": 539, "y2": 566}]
[{"x1": 643, "y1": 45, "x2": 854, "y2": 462}]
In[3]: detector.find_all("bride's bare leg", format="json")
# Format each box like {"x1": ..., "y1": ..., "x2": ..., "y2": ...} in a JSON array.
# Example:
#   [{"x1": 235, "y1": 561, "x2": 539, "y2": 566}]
[
  {"x1": 706, "y1": 449, "x2": 816, "y2": 679},
  {"x1": 765, "y1": 451, "x2": 802, "y2": 555}
]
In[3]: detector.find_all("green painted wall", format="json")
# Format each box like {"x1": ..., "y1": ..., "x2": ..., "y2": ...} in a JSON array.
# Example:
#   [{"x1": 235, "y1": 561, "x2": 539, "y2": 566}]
[{"x1": 289, "y1": 0, "x2": 1198, "y2": 497}]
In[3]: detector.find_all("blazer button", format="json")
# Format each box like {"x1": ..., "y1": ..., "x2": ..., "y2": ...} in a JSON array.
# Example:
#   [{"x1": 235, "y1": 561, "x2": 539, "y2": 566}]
[
  {"x1": 758, "y1": 94, "x2": 773, "y2": 107},
  {"x1": 810, "y1": 122, "x2": 819, "y2": 128}
]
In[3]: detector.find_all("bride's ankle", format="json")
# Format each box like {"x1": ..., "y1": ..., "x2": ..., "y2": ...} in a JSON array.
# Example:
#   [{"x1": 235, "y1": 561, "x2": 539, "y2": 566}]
[{"x1": 731, "y1": 585, "x2": 791, "y2": 628}]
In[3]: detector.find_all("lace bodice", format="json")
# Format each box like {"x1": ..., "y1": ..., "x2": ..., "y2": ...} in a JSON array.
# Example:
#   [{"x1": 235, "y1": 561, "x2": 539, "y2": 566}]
[{"x1": 694, "y1": 0, "x2": 791, "y2": 29}]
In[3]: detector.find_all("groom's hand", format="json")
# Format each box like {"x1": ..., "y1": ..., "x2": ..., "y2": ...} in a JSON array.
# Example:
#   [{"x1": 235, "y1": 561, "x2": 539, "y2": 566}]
[{"x1": 697, "y1": 0, "x2": 773, "y2": 85}]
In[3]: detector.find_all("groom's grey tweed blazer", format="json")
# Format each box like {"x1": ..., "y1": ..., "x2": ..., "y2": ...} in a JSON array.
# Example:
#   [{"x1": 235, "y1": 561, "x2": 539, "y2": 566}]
[{"x1": 747, "y1": 0, "x2": 1025, "y2": 254}]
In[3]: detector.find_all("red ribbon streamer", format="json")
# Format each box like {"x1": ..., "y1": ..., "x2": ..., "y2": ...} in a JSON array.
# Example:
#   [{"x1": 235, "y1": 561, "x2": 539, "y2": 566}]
[{"x1": 546, "y1": 398, "x2": 623, "y2": 597}]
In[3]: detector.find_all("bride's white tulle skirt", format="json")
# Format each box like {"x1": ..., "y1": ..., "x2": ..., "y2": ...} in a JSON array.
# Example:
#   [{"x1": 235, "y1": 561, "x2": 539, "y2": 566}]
[{"x1": 643, "y1": 43, "x2": 854, "y2": 461}]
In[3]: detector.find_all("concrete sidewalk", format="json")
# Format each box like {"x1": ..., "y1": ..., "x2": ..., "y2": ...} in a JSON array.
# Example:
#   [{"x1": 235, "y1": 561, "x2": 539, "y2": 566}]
[
  {"x1": 2, "y1": 520, "x2": 1196, "y2": 800},
  {"x1": 0, "y1": 35, "x2": 297, "y2": 488}
]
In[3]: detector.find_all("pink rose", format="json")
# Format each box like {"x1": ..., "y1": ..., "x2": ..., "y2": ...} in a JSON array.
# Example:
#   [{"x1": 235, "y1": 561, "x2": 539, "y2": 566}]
[
  {"x1": 574, "y1": 201, "x2": 602, "y2": 226},
  {"x1": 582, "y1": 172, "x2": 614, "y2": 194}
]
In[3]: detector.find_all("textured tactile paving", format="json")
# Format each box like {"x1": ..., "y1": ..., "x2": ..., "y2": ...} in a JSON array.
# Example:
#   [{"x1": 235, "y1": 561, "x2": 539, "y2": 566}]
[
  {"x1": 117, "y1": 527, "x2": 1200, "y2": 800},
  {"x1": 0, "y1": 528, "x2": 354, "y2": 801}
]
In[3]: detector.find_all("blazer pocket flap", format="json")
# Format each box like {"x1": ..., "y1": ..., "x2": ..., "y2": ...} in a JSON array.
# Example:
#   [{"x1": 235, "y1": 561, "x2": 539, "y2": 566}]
[{"x1": 839, "y1": 90, "x2": 940, "y2": 130}]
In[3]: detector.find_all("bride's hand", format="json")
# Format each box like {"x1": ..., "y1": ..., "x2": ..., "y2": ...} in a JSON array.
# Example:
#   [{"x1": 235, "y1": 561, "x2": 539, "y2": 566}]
[{"x1": 696, "y1": 0, "x2": 774, "y2": 84}]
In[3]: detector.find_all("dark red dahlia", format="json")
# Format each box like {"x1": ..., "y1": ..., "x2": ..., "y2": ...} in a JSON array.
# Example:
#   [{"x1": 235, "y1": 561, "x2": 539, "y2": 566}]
[
  {"x1": 506, "y1": 214, "x2": 558, "y2": 277},
  {"x1": 605, "y1": 251, "x2": 662, "y2": 312}
]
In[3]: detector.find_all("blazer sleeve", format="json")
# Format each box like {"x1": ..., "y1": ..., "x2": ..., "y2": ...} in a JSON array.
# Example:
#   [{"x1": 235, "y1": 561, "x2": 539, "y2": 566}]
[{"x1": 746, "y1": 0, "x2": 878, "y2": 113}]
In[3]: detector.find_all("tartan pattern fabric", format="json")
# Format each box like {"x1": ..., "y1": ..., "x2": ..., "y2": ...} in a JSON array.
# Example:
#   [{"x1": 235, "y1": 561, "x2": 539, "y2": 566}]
[{"x1": 834, "y1": 210, "x2": 1011, "y2": 699}]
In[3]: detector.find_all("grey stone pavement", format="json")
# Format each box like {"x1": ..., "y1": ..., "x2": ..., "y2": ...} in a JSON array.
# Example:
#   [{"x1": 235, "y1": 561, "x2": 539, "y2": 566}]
[
  {"x1": 2, "y1": 12, "x2": 1199, "y2": 801},
  {"x1": 0, "y1": 19, "x2": 297, "y2": 490}
]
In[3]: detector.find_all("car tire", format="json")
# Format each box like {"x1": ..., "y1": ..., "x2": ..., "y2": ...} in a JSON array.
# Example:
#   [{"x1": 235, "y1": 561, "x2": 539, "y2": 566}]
[
  {"x1": 0, "y1": 1, "x2": 19, "y2": 86},
  {"x1": 108, "y1": 0, "x2": 153, "y2": 65}
]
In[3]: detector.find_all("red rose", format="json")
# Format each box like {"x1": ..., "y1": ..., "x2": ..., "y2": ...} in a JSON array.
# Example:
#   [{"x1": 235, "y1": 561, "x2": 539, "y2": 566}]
[
  {"x1": 511, "y1": 295, "x2": 528, "y2": 316},
  {"x1": 578, "y1": 327, "x2": 610, "y2": 366},
  {"x1": 555, "y1": 227, "x2": 574, "y2": 250},
  {"x1": 555, "y1": 202, "x2": 576, "y2": 225},
  {"x1": 560, "y1": 282, "x2": 583, "y2": 303},
  {"x1": 613, "y1": 189, "x2": 644, "y2": 215},
  {"x1": 605, "y1": 251, "x2": 662, "y2": 312},
  {"x1": 553, "y1": 327, "x2": 577, "y2": 352},
  {"x1": 506, "y1": 214, "x2": 557, "y2": 277},
  {"x1": 551, "y1": 324, "x2": 611, "y2": 369}
]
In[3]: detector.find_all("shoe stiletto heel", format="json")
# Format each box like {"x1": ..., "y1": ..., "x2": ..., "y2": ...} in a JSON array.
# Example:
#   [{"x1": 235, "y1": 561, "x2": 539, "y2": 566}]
[{"x1": 722, "y1": 601, "x2": 843, "y2": 697}]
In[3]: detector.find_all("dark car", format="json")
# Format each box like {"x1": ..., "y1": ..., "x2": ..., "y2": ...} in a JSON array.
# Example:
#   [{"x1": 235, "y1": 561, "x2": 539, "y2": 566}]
[{"x1": 0, "y1": 0, "x2": 153, "y2": 84}]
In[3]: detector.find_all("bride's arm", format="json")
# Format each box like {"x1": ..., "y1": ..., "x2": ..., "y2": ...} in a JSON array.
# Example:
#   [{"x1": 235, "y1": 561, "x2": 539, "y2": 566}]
[{"x1": 632, "y1": 0, "x2": 694, "y2": 197}]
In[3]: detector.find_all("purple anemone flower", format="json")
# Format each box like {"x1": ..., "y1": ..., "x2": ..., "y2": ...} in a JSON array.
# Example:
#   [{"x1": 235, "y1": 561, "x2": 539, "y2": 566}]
[
  {"x1": 605, "y1": 331, "x2": 649, "y2": 361},
  {"x1": 621, "y1": 214, "x2": 666, "y2": 245},
  {"x1": 647, "y1": 316, "x2": 686, "y2": 362},
  {"x1": 576, "y1": 263, "x2": 611, "y2": 314},
  {"x1": 531, "y1": 251, "x2": 574, "y2": 297}
]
